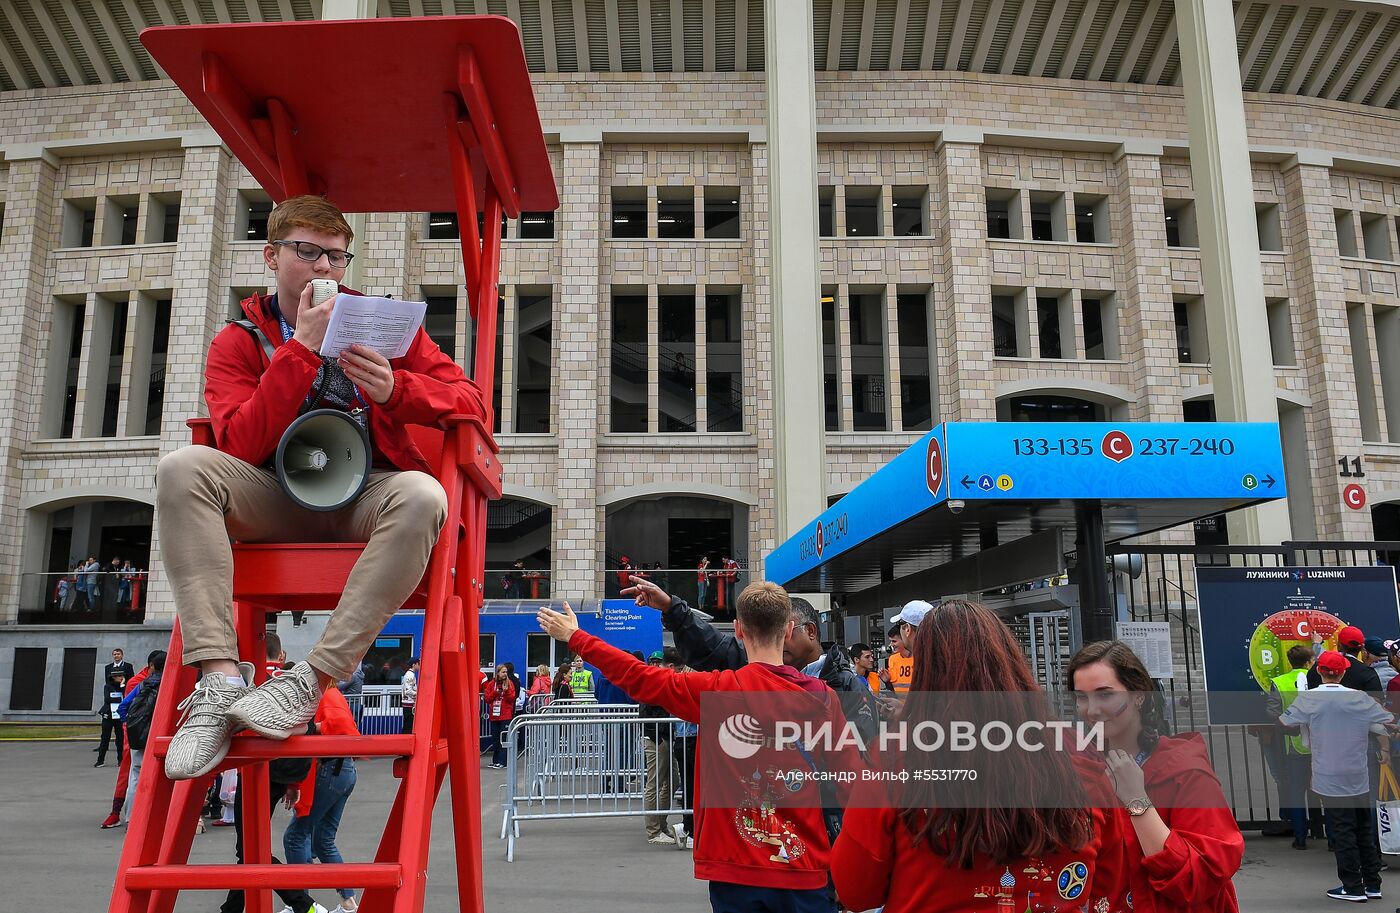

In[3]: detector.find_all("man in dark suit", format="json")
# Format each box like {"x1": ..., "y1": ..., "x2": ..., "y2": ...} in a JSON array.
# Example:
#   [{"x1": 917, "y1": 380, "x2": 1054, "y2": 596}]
[{"x1": 103, "y1": 648, "x2": 136, "y2": 689}]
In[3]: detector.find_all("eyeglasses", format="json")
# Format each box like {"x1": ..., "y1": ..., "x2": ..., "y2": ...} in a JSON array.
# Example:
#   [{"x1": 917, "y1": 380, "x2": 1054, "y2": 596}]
[{"x1": 271, "y1": 239, "x2": 355, "y2": 269}]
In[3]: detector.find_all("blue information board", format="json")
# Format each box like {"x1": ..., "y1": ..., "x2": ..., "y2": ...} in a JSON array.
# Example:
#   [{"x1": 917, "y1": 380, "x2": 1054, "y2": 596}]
[
  {"x1": 765, "y1": 421, "x2": 1285, "y2": 587},
  {"x1": 944, "y1": 422, "x2": 1286, "y2": 502}
]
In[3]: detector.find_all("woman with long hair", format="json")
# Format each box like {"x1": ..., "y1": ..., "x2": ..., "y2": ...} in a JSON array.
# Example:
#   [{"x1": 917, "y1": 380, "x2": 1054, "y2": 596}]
[
  {"x1": 551, "y1": 663, "x2": 574, "y2": 700},
  {"x1": 1067, "y1": 640, "x2": 1242, "y2": 913},
  {"x1": 832, "y1": 599, "x2": 1124, "y2": 912}
]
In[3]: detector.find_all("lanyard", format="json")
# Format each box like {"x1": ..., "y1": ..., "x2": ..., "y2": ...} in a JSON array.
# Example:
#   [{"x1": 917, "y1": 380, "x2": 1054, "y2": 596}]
[{"x1": 273, "y1": 296, "x2": 368, "y2": 410}]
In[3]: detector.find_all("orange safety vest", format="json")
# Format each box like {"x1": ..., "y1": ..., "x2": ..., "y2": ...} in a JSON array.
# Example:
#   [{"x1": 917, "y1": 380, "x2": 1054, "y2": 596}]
[{"x1": 887, "y1": 653, "x2": 915, "y2": 695}]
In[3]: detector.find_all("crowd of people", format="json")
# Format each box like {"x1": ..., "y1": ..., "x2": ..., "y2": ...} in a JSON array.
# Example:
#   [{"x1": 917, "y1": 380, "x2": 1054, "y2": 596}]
[{"x1": 53, "y1": 556, "x2": 145, "y2": 614}]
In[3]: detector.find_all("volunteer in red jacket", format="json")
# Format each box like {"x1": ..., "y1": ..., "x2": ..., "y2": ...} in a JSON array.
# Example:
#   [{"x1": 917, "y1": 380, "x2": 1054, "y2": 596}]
[
  {"x1": 831, "y1": 599, "x2": 1125, "y2": 913},
  {"x1": 539, "y1": 582, "x2": 861, "y2": 913},
  {"x1": 157, "y1": 195, "x2": 480, "y2": 781},
  {"x1": 1068, "y1": 641, "x2": 1244, "y2": 912},
  {"x1": 483, "y1": 664, "x2": 517, "y2": 768}
]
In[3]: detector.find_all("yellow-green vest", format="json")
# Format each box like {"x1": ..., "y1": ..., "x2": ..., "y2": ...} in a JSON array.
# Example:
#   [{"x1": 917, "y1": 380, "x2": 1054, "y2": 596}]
[{"x1": 1272, "y1": 669, "x2": 1310, "y2": 756}]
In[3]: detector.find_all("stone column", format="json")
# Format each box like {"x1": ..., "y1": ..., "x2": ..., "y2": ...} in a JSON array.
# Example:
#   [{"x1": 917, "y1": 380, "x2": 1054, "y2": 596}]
[
  {"x1": 551, "y1": 138, "x2": 604, "y2": 598},
  {"x1": 1282, "y1": 157, "x2": 1374, "y2": 538},
  {"x1": 933, "y1": 136, "x2": 996, "y2": 421},
  {"x1": 0, "y1": 150, "x2": 60, "y2": 621},
  {"x1": 1112, "y1": 147, "x2": 1182, "y2": 422},
  {"x1": 764, "y1": 0, "x2": 827, "y2": 539},
  {"x1": 144, "y1": 140, "x2": 232, "y2": 623},
  {"x1": 1175, "y1": 0, "x2": 1290, "y2": 542},
  {"x1": 748, "y1": 141, "x2": 781, "y2": 559}
]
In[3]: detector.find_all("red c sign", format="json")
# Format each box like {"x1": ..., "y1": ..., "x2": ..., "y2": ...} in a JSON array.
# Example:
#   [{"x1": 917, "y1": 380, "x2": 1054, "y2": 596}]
[
  {"x1": 1343, "y1": 484, "x2": 1367, "y2": 511},
  {"x1": 1101, "y1": 431, "x2": 1134, "y2": 463},
  {"x1": 926, "y1": 438, "x2": 943, "y2": 494}
]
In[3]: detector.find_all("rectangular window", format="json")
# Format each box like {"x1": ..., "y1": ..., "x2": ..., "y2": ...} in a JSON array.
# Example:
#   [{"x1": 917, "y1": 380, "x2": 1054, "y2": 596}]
[
  {"x1": 1080, "y1": 295, "x2": 1118, "y2": 360},
  {"x1": 891, "y1": 186, "x2": 927, "y2": 237},
  {"x1": 62, "y1": 198, "x2": 96, "y2": 248},
  {"x1": 59, "y1": 647, "x2": 97, "y2": 711},
  {"x1": 102, "y1": 196, "x2": 139, "y2": 246},
  {"x1": 423, "y1": 293, "x2": 457, "y2": 360},
  {"x1": 146, "y1": 192, "x2": 181, "y2": 244},
  {"x1": 1347, "y1": 303, "x2": 1382, "y2": 441},
  {"x1": 58, "y1": 299, "x2": 85, "y2": 437},
  {"x1": 897, "y1": 291, "x2": 933, "y2": 430},
  {"x1": 1174, "y1": 297, "x2": 1209, "y2": 364},
  {"x1": 610, "y1": 290, "x2": 649, "y2": 431},
  {"x1": 705, "y1": 291, "x2": 743, "y2": 432},
  {"x1": 477, "y1": 210, "x2": 508, "y2": 240},
  {"x1": 659, "y1": 290, "x2": 697, "y2": 431},
  {"x1": 703, "y1": 187, "x2": 741, "y2": 239},
  {"x1": 517, "y1": 211, "x2": 555, "y2": 239},
  {"x1": 611, "y1": 187, "x2": 647, "y2": 239},
  {"x1": 821, "y1": 290, "x2": 840, "y2": 430},
  {"x1": 143, "y1": 299, "x2": 171, "y2": 436},
  {"x1": 849, "y1": 291, "x2": 887, "y2": 430},
  {"x1": 239, "y1": 192, "x2": 273, "y2": 241},
  {"x1": 1362, "y1": 212, "x2": 1393, "y2": 261},
  {"x1": 1374, "y1": 305, "x2": 1400, "y2": 443},
  {"x1": 515, "y1": 288, "x2": 552, "y2": 433},
  {"x1": 9, "y1": 647, "x2": 45, "y2": 710},
  {"x1": 479, "y1": 634, "x2": 496, "y2": 670},
  {"x1": 658, "y1": 188, "x2": 696, "y2": 240},
  {"x1": 101, "y1": 299, "x2": 129, "y2": 437},
  {"x1": 1256, "y1": 203, "x2": 1282, "y2": 252},
  {"x1": 1074, "y1": 194, "x2": 1109, "y2": 244},
  {"x1": 845, "y1": 187, "x2": 881, "y2": 237},
  {"x1": 1335, "y1": 210, "x2": 1358, "y2": 257},
  {"x1": 992, "y1": 294, "x2": 1020, "y2": 357},
  {"x1": 1165, "y1": 199, "x2": 1197, "y2": 248},
  {"x1": 466, "y1": 296, "x2": 505, "y2": 432},
  {"x1": 427, "y1": 212, "x2": 459, "y2": 240},
  {"x1": 1266, "y1": 298, "x2": 1296, "y2": 367},
  {"x1": 1036, "y1": 295, "x2": 1063, "y2": 359},
  {"x1": 1029, "y1": 192, "x2": 1066, "y2": 242},
  {"x1": 818, "y1": 186, "x2": 835, "y2": 238},
  {"x1": 986, "y1": 189, "x2": 1018, "y2": 239}
]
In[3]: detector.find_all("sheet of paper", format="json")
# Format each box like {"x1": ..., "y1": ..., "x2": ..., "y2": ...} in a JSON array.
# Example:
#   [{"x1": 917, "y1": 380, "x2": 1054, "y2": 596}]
[{"x1": 318, "y1": 294, "x2": 428, "y2": 360}]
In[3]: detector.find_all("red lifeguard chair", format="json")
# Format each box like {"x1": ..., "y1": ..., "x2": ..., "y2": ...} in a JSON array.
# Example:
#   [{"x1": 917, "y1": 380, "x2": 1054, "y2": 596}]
[{"x1": 110, "y1": 17, "x2": 557, "y2": 913}]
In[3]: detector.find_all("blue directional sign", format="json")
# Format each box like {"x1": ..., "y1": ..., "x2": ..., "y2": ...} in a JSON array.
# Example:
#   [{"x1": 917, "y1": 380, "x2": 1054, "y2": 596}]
[
  {"x1": 764, "y1": 421, "x2": 1285, "y2": 587},
  {"x1": 945, "y1": 422, "x2": 1286, "y2": 501}
]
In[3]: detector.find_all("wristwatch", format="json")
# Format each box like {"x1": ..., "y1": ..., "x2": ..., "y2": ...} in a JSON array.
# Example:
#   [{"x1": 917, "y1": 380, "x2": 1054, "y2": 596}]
[{"x1": 1125, "y1": 796, "x2": 1153, "y2": 817}]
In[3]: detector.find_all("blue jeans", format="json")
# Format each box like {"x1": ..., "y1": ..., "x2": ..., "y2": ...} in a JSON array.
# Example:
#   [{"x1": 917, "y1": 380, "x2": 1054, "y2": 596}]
[{"x1": 284, "y1": 759, "x2": 357, "y2": 901}]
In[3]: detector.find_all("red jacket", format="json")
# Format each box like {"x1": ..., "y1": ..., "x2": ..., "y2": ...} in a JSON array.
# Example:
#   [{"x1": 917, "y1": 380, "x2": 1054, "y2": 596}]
[
  {"x1": 483, "y1": 679, "x2": 517, "y2": 721},
  {"x1": 568, "y1": 629, "x2": 861, "y2": 891},
  {"x1": 832, "y1": 758, "x2": 1127, "y2": 913},
  {"x1": 291, "y1": 687, "x2": 360, "y2": 817},
  {"x1": 1110, "y1": 733, "x2": 1243, "y2": 913},
  {"x1": 205, "y1": 291, "x2": 487, "y2": 473}
]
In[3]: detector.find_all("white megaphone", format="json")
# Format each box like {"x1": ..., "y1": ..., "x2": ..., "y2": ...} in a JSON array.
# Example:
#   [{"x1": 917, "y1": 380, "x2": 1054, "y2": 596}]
[{"x1": 275, "y1": 408, "x2": 371, "y2": 511}]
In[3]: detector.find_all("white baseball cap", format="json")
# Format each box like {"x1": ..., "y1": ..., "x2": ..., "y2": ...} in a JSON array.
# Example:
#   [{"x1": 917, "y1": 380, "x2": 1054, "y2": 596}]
[{"x1": 891, "y1": 600, "x2": 933, "y2": 628}]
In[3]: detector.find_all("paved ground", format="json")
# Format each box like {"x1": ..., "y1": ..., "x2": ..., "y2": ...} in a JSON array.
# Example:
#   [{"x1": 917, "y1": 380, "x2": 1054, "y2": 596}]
[{"x1": 0, "y1": 741, "x2": 1373, "y2": 911}]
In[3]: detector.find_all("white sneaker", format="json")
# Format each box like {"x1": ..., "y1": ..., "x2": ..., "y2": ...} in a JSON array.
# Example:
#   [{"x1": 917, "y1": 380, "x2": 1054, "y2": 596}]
[
  {"x1": 672, "y1": 823, "x2": 687, "y2": 850},
  {"x1": 685, "y1": 836, "x2": 694, "y2": 849},
  {"x1": 226, "y1": 661, "x2": 322, "y2": 740},
  {"x1": 164, "y1": 664, "x2": 256, "y2": 780},
  {"x1": 647, "y1": 833, "x2": 675, "y2": 845},
  {"x1": 333, "y1": 903, "x2": 358, "y2": 913}
]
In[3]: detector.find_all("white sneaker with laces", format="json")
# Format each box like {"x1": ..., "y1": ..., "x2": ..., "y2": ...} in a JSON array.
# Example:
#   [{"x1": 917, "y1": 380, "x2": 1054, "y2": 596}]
[
  {"x1": 164, "y1": 664, "x2": 256, "y2": 780},
  {"x1": 226, "y1": 661, "x2": 323, "y2": 740},
  {"x1": 647, "y1": 833, "x2": 675, "y2": 845},
  {"x1": 672, "y1": 823, "x2": 687, "y2": 850}
]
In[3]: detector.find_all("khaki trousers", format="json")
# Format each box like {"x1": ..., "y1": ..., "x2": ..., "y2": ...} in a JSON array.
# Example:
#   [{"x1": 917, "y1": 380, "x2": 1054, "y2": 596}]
[
  {"x1": 643, "y1": 736, "x2": 678, "y2": 837},
  {"x1": 155, "y1": 445, "x2": 448, "y2": 681}
]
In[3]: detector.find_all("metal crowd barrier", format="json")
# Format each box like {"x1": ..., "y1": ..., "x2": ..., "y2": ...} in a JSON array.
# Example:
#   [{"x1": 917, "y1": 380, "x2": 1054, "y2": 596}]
[{"x1": 500, "y1": 711, "x2": 694, "y2": 861}]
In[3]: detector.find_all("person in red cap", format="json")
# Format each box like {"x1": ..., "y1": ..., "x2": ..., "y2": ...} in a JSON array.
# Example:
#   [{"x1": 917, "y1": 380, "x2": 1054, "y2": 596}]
[
  {"x1": 1281, "y1": 650, "x2": 1398, "y2": 903},
  {"x1": 1307, "y1": 625, "x2": 1384, "y2": 694}
]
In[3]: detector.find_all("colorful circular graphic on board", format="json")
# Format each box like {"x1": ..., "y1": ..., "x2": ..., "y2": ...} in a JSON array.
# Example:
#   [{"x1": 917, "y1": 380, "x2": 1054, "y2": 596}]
[
  {"x1": 1247, "y1": 606, "x2": 1343, "y2": 691},
  {"x1": 1057, "y1": 861, "x2": 1088, "y2": 900}
]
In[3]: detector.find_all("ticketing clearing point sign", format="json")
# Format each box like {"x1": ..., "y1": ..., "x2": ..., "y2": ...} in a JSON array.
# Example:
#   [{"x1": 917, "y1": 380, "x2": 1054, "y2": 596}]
[{"x1": 765, "y1": 422, "x2": 1286, "y2": 585}]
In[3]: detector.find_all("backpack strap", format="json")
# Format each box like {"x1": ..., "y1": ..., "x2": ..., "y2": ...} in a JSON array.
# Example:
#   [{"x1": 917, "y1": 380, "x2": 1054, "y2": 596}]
[{"x1": 226, "y1": 318, "x2": 277, "y2": 363}]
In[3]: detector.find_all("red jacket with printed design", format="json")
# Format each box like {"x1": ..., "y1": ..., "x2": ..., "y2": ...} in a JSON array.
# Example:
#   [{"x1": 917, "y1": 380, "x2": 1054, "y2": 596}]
[
  {"x1": 567, "y1": 628, "x2": 863, "y2": 891},
  {"x1": 205, "y1": 291, "x2": 487, "y2": 473}
]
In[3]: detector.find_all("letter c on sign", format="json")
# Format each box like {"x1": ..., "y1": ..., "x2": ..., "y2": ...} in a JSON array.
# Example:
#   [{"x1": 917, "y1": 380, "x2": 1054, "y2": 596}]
[
  {"x1": 926, "y1": 438, "x2": 943, "y2": 495},
  {"x1": 1101, "y1": 431, "x2": 1133, "y2": 463},
  {"x1": 1343, "y1": 484, "x2": 1366, "y2": 511}
]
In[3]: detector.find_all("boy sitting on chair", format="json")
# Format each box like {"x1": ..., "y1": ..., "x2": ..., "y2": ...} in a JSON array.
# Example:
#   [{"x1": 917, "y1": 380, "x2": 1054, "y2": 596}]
[{"x1": 159, "y1": 195, "x2": 484, "y2": 780}]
